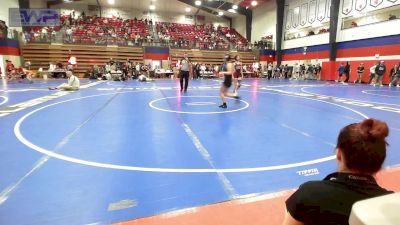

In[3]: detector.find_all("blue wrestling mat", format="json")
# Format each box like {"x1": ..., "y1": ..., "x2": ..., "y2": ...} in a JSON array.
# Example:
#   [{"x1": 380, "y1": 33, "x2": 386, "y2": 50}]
[{"x1": 0, "y1": 78, "x2": 399, "y2": 225}]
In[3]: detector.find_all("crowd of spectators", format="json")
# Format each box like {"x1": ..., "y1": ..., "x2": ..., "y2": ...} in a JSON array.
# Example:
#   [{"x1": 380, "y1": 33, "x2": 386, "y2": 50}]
[
  {"x1": 156, "y1": 23, "x2": 229, "y2": 50},
  {"x1": 22, "y1": 12, "x2": 151, "y2": 46},
  {"x1": 218, "y1": 26, "x2": 249, "y2": 50},
  {"x1": 15, "y1": 12, "x2": 259, "y2": 51}
]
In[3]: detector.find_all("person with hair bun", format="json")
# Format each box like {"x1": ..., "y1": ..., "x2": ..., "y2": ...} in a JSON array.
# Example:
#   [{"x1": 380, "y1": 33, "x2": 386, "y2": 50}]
[{"x1": 283, "y1": 118, "x2": 393, "y2": 225}]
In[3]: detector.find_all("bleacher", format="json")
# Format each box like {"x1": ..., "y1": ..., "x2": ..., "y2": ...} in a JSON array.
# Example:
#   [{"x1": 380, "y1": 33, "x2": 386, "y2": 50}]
[
  {"x1": 21, "y1": 15, "x2": 258, "y2": 77},
  {"x1": 25, "y1": 13, "x2": 255, "y2": 51},
  {"x1": 219, "y1": 27, "x2": 248, "y2": 45},
  {"x1": 156, "y1": 22, "x2": 231, "y2": 50},
  {"x1": 65, "y1": 16, "x2": 149, "y2": 45}
]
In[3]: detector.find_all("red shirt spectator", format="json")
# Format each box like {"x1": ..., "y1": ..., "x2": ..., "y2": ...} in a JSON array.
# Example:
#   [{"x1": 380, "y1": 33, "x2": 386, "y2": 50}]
[{"x1": 6, "y1": 60, "x2": 15, "y2": 72}]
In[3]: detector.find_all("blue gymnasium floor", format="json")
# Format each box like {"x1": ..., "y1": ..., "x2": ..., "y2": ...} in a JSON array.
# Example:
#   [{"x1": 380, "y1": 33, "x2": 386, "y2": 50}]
[{"x1": 0, "y1": 78, "x2": 399, "y2": 225}]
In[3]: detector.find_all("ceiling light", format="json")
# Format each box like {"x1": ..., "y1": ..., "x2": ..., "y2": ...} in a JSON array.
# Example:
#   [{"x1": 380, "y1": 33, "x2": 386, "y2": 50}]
[
  {"x1": 228, "y1": 9, "x2": 236, "y2": 13},
  {"x1": 108, "y1": 0, "x2": 115, "y2": 5},
  {"x1": 218, "y1": 11, "x2": 224, "y2": 16},
  {"x1": 232, "y1": 5, "x2": 238, "y2": 9},
  {"x1": 149, "y1": 4, "x2": 156, "y2": 10},
  {"x1": 195, "y1": 0, "x2": 202, "y2": 6},
  {"x1": 185, "y1": 7, "x2": 191, "y2": 12},
  {"x1": 251, "y1": 1, "x2": 258, "y2": 6}
]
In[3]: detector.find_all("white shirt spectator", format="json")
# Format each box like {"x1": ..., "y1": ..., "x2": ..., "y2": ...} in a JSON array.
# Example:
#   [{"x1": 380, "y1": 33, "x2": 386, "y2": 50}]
[
  {"x1": 253, "y1": 62, "x2": 260, "y2": 70},
  {"x1": 268, "y1": 63, "x2": 273, "y2": 71},
  {"x1": 370, "y1": 65, "x2": 377, "y2": 74},
  {"x1": 49, "y1": 63, "x2": 56, "y2": 72},
  {"x1": 67, "y1": 74, "x2": 80, "y2": 88}
]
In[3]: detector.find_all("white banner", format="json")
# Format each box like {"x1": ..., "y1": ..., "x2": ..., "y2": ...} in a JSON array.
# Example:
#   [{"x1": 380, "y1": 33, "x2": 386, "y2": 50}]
[
  {"x1": 342, "y1": 0, "x2": 354, "y2": 15},
  {"x1": 355, "y1": 0, "x2": 367, "y2": 11},
  {"x1": 286, "y1": 9, "x2": 293, "y2": 30},
  {"x1": 370, "y1": 0, "x2": 383, "y2": 7},
  {"x1": 327, "y1": 0, "x2": 331, "y2": 18},
  {"x1": 293, "y1": 6, "x2": 300, "y2": 27},
  {"x1": 344, "y1": 0, "x2": 399, "y2": 16},
  {"x1": 300, "y1": 3, "x2": 308, "y2": 26},
  {"x1": 317, "y1": 0, "x2": 327, "y2": 21},
  {"x1": 309, "y1": 0, "x2": 317, "y2": 23}
]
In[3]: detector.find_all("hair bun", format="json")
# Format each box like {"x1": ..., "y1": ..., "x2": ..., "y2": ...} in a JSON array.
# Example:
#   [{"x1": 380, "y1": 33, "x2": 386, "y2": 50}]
[{"x1": 360, "y1": 119, "x2": 389, "y2": 139}]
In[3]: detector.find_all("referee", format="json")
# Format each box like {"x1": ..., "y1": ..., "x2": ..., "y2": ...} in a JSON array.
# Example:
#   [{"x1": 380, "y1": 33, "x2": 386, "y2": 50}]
[{"x1": 179, "y1": 54, "x2": 191, "y2": 93}]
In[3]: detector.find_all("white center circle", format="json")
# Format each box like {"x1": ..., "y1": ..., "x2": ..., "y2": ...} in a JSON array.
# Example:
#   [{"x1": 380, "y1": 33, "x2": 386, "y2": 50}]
[
  {"x1": 186, "y1": 102, "x2": 216, "y2": 106},
  {"x1": 14, "y1": 89, "x2": 368, "y2": 173},
  {"x1": 0, "y1": 96, "x2": 8, "y2": 106},
  {"x1": 149, "y1": 96, "x2": 249, "y2": 114}
]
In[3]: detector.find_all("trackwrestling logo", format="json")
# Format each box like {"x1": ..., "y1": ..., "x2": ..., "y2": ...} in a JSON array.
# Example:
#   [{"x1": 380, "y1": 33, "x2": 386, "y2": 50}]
[{"x1": 296, "y1": 168, "x2": 320, "y2": 176}]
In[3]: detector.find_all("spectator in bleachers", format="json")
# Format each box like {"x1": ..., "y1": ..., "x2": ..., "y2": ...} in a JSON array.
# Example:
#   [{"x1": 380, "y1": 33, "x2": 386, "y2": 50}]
[
  {"x1": 388, "y1": 14, "x2": 397, "y2": 20},
  {"x1": 283, "y1": 118, "x2": 393, "y2": 225},
  {"x1": 23, "y1": 31, "x2": 31, "y2": 43},
  {"x1": 65, "y1": 26, "x2": 73, "y2": 42}
]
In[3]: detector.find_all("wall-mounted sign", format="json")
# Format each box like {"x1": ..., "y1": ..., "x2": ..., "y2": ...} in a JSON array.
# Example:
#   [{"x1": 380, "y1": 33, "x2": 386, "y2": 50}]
[
  {"x1": 317, "y1": 0, "x2": 327, "y2": 21},
  {"x1": 293, "y1": 6, "x2": 300, "y2": 27},
  {"x1": 300, "y1": 3, "x2": 308, "y2": 26},
  {"x1": 355, "y1": 0, "x2": 367, "y2": 11},
  {"x1": 342, "y1": 0, "x2": 354, "y2": 15},
  {"x1": 370, "y1": 0, "x2": 383, "y2": 7},
  {"x1": 286, "y1": 9, "x2": 293, "y2": 30},
  {"x1": 309, "y1": 0, "x2": 317, "y2": 23}
]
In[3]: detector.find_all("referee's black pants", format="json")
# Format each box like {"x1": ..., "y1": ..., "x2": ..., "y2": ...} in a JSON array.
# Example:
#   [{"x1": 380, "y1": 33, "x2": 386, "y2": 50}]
[{"x1": 180, "y1": 71, "x2": 189, "y2": 92}]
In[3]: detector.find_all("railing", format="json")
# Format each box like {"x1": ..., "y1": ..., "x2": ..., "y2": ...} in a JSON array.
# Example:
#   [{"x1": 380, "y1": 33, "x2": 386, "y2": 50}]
[
  {"x1": 342, "y1": 16, "x2": 400, "y2": 30},
  {"x1": 284, "y1": 29, "x2": 329, "y2": 41},
  {"x1": 341, "y1": 6, "x2": 400, "y2": 30},
  {"x1": 24, "y1": 30, "x2": 231, "y2": 50},
  {"x1": 251, "y1": 41, "x2": 275, "y2": 50}
]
